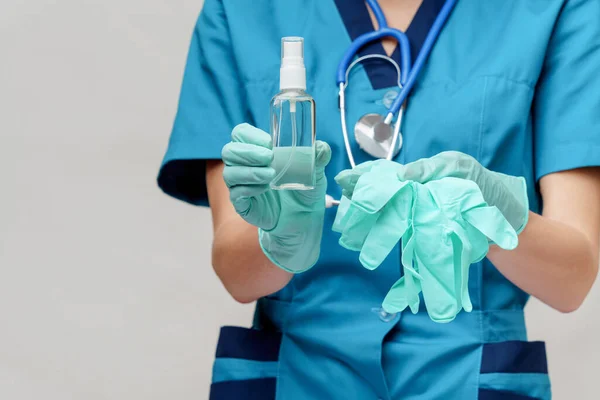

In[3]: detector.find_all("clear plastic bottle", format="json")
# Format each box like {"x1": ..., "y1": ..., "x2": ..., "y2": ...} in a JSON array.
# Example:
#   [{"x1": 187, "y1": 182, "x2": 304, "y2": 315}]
[{"x1": 270, "y1": 37, "x2": 316, "y2": 190}]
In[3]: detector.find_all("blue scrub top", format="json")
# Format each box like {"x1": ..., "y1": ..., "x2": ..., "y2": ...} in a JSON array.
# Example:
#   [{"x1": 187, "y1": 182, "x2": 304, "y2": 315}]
[{"x1": 158, "y1": 1, "x2": 600, "y2": 399}]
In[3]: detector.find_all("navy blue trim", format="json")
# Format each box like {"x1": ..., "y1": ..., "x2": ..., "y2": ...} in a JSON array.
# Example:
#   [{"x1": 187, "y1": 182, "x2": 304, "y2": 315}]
[
  {"x1": 158, "y1": 160, "x2": 208, "y2": 207},
  {"x1": 478, "y1": 389, "x2": 540, "y2": 400},
  {"x1": 405, "y1": 0, "x2": 447, "y2": 62},
  {"x1": 210, "y1": 378, "x2": 276, "y2": 400},
  {"x1": 333, "y1": 0, "x2": 445, "y2": 89},
  {"x1": 481, "y1": 341, "x2": 548, "y2": 374},
  {"x1": 215, "y1": 326, "x2": 282, "y2": 362}
]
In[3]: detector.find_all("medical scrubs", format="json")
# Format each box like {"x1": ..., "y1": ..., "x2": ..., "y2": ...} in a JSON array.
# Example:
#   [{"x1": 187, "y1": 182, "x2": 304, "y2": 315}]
[{"x1": 158, "y1": 0, "x2": 600, "y2": 398}]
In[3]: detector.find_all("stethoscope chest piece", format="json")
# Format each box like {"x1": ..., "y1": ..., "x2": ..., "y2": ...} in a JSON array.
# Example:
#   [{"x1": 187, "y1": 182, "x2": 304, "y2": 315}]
[{"x1": 354, "y1": 113, "x2": 402, "y2": 159}]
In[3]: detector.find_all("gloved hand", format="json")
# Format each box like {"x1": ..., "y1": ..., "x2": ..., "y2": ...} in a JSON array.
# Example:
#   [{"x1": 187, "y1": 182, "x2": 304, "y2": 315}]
[
  {"x1": 396, "y1": 151, "x2": 529, "y2": 233},
  {"x1": 336, "y1": 152, "x2": 529, "y2": 234},
  {"x1": 334, "y1": 159, "x2": 519, "y2": 323},
  {"x1": 222, "y1": 123, "x2": 331, "y2": 273}
]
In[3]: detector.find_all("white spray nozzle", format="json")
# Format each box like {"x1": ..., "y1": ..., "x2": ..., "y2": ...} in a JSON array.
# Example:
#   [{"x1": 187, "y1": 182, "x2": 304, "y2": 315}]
[
  {"x1": 282, "y1": 37, "x2": 304, "y2": 64},
  {"x1": 280, "y1": 37, "x2": 306, "y2": 90}
]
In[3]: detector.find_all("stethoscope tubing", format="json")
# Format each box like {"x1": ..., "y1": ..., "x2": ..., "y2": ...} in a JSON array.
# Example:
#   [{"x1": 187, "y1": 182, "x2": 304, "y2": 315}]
[
  {"x1": 328, "y1": 0, "x2": 459, "y2": 208},
  {"x1": 387, "y1": 0, "x2": 458, "y2": 116}
]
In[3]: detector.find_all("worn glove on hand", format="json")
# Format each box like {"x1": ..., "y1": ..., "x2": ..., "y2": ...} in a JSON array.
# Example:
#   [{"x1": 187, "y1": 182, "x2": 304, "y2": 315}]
[
  {"x1": 222, "y1": 123, "x2": 331, "y2": 273},
  {"x1": 336, "y1": 151, "x2": 529, "y2": 233},
  {"x1": 399, "y1": 151, "x2": 529, "y2": 233}
]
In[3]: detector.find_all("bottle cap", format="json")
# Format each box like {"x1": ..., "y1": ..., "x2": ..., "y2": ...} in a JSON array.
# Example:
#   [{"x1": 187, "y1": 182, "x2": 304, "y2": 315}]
[{"x1": 280, "y1": 37, "x2": 306, "y2": 90}]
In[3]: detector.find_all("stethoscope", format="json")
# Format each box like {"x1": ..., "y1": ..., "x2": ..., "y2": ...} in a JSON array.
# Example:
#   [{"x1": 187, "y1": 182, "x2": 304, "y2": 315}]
[{"x1": 325, "y1": 0, "x2": 457, "y2": 209}]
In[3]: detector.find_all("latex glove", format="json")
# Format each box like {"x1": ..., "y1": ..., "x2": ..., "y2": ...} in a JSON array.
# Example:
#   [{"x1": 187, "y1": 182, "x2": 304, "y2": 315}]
[
  {"x1": 222, "y1": 123, "x2": 331, "y2": 273},
  {"x1": 397, "y1": 151, "x2": 529, "y2": 233},
  {"x1": 382, "y1": 178, "x2": 518, "y2": 322},
  {"x1": 334, "y1": 159, "x2": 518, "y2": 323},
  {"x1": 336, "y1": 152, "x2": 529, "y2": 233}
]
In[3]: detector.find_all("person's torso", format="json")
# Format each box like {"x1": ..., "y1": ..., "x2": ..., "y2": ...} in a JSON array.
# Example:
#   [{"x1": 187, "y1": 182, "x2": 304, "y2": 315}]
[{"x1": 211, "y1": 1, "x2": 558, "y2": 398}]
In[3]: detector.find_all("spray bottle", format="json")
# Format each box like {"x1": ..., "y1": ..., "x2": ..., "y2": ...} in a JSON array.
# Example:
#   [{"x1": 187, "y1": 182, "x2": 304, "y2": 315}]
[{"x1": 270, "y1": 37, "x2": 316, "y2": 190}]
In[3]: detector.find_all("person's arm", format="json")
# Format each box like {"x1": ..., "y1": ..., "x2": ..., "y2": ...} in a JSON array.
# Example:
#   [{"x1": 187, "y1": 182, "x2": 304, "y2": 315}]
[
  {"x1": 206, "y1": 160, "x2": 292, "y2": 304},
  {"x1": 477, "y1": 1, "x2": 600, "y2": 313},
  {"x1": 488, "y1": 168, "x2": 600, "y2": 313}
]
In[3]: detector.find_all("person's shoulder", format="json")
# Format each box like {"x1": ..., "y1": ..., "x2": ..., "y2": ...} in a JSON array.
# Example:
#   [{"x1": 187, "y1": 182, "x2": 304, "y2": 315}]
[
  {"x1": 221, "y1": 0, "x2": 325, "y2": 24},
  {"x1": 220, "y1": 0, "x2": 283, "y2": 32}
]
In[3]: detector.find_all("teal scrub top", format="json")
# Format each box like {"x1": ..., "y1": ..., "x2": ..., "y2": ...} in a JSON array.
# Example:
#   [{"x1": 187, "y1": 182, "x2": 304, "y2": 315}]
[{"x1": 158, "y1": 1, "x2": 600, "y2": 399}]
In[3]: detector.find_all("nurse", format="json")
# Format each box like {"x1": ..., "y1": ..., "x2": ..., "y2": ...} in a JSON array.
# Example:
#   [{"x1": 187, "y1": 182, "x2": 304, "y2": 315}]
[{"x1": 158, "y1": 0, "x2": 600, "y2": 399}]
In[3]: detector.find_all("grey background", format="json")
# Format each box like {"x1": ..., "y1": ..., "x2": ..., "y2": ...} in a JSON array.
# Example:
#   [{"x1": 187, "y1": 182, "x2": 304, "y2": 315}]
[{"x1": 0, "y1": 1, "x2": 598, "y2": 399}]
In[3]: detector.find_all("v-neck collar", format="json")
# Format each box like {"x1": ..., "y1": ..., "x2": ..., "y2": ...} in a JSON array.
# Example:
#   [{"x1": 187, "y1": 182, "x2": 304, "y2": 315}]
[{"x1": 334, "y1": 0, "x2": 446, "y2": 90}]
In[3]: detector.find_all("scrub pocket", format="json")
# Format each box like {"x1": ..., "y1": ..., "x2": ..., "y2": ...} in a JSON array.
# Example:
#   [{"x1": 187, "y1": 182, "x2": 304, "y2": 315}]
[
  {"x1": 209, "y1": 326, "x2": 282, "y2": 400},
  {"x1": 478, "y1": 341, "x2": 551, "y2": 400}
]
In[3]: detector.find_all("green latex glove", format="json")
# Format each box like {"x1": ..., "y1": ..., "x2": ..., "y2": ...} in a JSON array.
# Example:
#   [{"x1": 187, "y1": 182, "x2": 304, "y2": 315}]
[
  {"x1": 398, "y1": 151, "x2": 529, "y2": 233},
  {"x1": 334, "y1": 159, "x2": 519, "y2": 323},
  {"x1": 336, "y1": 152, "x2": 529, "y2": 233},
  {"x1": 222, "y1": 123, "x2": 331, "y2": 273},
  {"x1": 383, "y1": 179, "x2": 518, "y2": 323}
]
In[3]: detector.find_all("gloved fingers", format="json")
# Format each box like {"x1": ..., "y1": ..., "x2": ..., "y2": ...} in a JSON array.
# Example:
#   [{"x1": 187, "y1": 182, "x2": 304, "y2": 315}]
[
  {"x1": 448, "y1": 224, "x2": 473, "y2": 313},
  {"x1": 334, "y1": 160, "x2": 379, "y2": 199},
  {"x1": 382, "y1": 277, "x2": 410, "y2": 315},
  {"x1": 358, "y1": 187, "x2": 412, "y2": 270},
  {"x1": 461, "y1": 254, "x2": 473, "y2": 313},
  {"x1": 462, "y1": 222, "x2": 491, "y2": 263},
  {"x1": 396, "y1": 158, "x2": 437, "y2": 182},
  {"x1": 382, "y1": 274, "x2": 422, "y2": 315},
  {"x1": 338, "y1": 169, "x2": 407, "y2": 252},
  {"x1": 397, "y1": 151, "x2": 477, "y2": 183},
  {"x1": 463, "y1": 206, "x2": 518, "y2": 250},
  {"x1": 349, "y1": 169, "x2": 409, "y2": 214},
  {"x1": 229, "y1": 184, "x2": 271, "y2": 200},
  {"x1": 457, "y1": 222, "x2": 485, "y2": 314},
  {"x1": 288, "y1": 144, "x2": 330, "y2": 205},
  {"x1": 401, "y1": 231, "x2": 423, "y2": 313},
  {"x1": 338, "y1": 210, "x2": 379, "y2": 252},
  {"x1": 234, "y1": 192, "x2": 280, "y2": 231},
  {"x1": 433, "y1": 151, "x2": 479, "y2": 179},
  {"x1": 231, "y1": 196, "x2": 252, "y2": 216},
  {"x1": 403, "y1": 272, "x2": 422, "y2": 314},
  {"x1": 416, "y1": 248, "x2": 459, "y2": 323},
  {"x1": 401, "y1": 231, "x2": 420, "y2": 278},
  {"x1": 222, "y1": 142, "x2": 273, "y2": 167},
  {"x1": 420, "y1": 180, "x2": 485, "y2": 315},
  {"x1": 223, "y1": 166, "x2": 276, "y2": 188},
  {"x1": 332, "y1": 196, "x2": 351, "y2": 233},
  {"x1": 336, "y1": 170, "x2": 387, "y2": 248},
  {"x1": 231, "y1": 123, "x2": 272, "y2": 148},
  {"x1": 481, "y1": 174, "x2": 529, "y2": 232},
  {"x1": 315, "y1": 140, "x2": 332, "y2": 170},
  {"x1": 427, "y1": 177, "x2": 487, "y2": 211}
]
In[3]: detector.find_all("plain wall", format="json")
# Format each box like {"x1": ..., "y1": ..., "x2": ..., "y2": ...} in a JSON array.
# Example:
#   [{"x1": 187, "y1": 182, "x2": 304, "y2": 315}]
[{"x1": 0, "y1": 1, "x2": 598, "y2": 399}]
